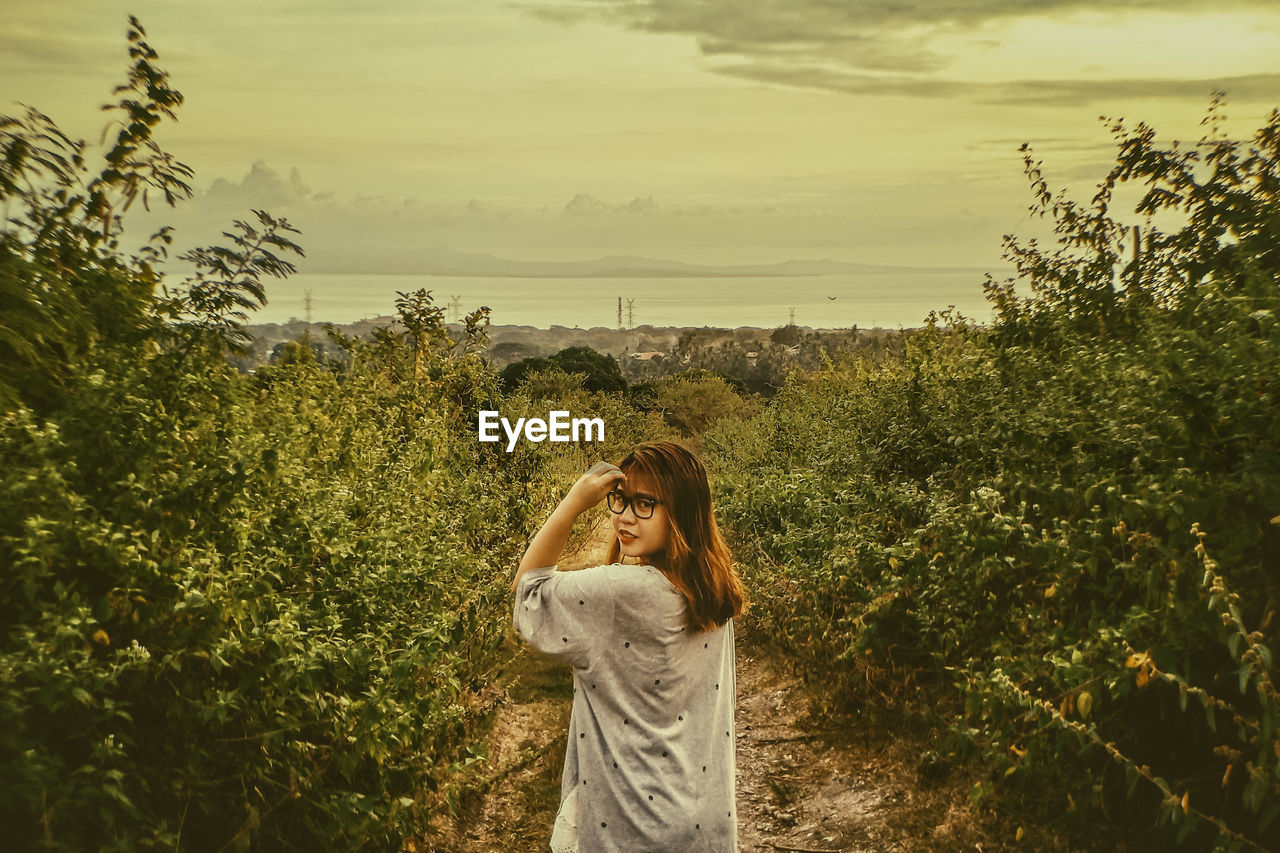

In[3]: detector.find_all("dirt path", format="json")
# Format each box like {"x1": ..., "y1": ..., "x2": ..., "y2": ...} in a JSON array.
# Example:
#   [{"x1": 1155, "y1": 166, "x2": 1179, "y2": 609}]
[
  {"x1": 735, "y1": 643, "x2": 910, "y2": 853},
  {"x1": 424, "y1": 527, "x2": 999, "y2": 852},
  {"x1": 731, "y1": 641, "x2": 995, "y2": 852},
  {"x1": 426, "y1": 635, "x2": 1002, "y2": 852}
]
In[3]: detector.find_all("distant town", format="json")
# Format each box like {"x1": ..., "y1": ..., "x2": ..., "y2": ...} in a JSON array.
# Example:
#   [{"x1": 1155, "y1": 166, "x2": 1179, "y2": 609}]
[{"x1": 243, "y1": 318, "x2": 905, "y2": 396}]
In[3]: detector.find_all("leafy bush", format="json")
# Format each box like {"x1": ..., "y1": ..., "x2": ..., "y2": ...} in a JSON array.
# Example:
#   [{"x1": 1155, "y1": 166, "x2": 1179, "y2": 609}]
[
  {"x1": 0, "y1": 22, "x2": 557, "y2": 850},
  {"x1": 647, "y1": 373, "x2": 758, "y2": 438},
  {"x1": 710, "y1": 103, "x2": 1280, "y2": 849}
]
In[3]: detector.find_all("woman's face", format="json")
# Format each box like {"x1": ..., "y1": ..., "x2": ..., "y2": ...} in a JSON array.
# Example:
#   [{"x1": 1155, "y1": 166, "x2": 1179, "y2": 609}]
[{"x1": 609, "y1": 475, "x2": 670, "y2": 563}]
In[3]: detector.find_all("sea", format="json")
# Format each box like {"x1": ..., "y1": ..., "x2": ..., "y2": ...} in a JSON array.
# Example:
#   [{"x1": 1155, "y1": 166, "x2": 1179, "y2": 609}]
[{"x1": 256, "y1": 271, "x2": 997, "y2": 330}]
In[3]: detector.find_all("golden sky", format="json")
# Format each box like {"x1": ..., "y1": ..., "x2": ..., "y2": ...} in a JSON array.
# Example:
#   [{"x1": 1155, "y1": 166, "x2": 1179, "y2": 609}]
[{"x1": 4, "y1": 0, "x2": 1280, "y2": 269}]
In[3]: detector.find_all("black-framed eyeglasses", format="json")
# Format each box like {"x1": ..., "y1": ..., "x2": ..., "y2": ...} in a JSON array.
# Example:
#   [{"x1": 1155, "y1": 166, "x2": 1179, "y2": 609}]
[{"x1": 606, "y1": 490, "x2": 659, "y2": 519}]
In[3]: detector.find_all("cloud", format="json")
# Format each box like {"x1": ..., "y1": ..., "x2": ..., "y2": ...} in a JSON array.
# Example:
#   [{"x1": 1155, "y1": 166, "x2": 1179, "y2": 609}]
[
  {"x1": 527, "y1": 0, "x2": 1278, "y2": 103},
  {"x1": 549, "y1": 0, "x2": 1264, "y2": 37},
  {"x1": 716, "y1": 62, "x2": 1280, "y2": 106},
  {"x1": 620, "y1": 196, "x2": 659, "y2": 213},
  {"x1": 117, "y1": 160, "x2": 1096, "y2": 273},
  {"x1": 564, "y1": 192, "x2": 661, "y2": 215},
  {"x1": 0, "y1": 32, "x2": 107, "y2": 73},
  {"x1": 997, "y1": 73, "x2": 1280, "y2": 106},
  {"x1": 564, "y1": 192, "x2": 611, "y2": 215},
  {"x1": 203, "y1": 161, "x2": 313, "y2": 210}
]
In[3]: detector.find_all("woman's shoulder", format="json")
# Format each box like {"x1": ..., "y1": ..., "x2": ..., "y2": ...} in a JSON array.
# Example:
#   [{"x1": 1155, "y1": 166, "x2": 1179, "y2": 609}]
[
  {"x1": 535, "y1": 562, "x2": 635, "y2": 592},
  {"x1": 567, "y1": 562, "x2": 674, "y2": 593},
  {"x1": 543, "y1": 564, "x2": 684, "y2": 613},
  {"x1": 607, "y1": 564, "x2": 685, "y2": 604}
]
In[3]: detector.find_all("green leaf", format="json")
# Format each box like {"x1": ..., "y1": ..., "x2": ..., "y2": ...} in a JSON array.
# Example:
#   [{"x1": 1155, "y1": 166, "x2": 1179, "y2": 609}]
[{"x1": 1260, "y1": 801, "x2": 1280, "y2": 832}]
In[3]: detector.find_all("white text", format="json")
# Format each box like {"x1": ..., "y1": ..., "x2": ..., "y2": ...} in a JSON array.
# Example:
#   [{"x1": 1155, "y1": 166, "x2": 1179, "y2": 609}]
[{"x1": 478, "y1": 410, "x2": 605, "y2": 452}]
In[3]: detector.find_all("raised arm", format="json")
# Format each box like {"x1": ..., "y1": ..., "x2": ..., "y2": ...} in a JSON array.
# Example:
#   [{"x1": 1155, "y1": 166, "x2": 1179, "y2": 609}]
[{"x1": 513, "y1": 461, "x2": 624, "y2": 590}]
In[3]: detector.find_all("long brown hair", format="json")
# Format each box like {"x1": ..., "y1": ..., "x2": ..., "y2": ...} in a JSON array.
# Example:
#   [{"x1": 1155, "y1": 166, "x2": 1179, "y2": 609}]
[{"x1": 606, "y1": 441, "x2": 745, "y2": 632}]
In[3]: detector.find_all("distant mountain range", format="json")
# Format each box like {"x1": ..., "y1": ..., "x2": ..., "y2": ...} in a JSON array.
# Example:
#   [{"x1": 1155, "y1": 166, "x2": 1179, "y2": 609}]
[{"x1": 312, "y1": 247, "x2": 982, "y2": 278}]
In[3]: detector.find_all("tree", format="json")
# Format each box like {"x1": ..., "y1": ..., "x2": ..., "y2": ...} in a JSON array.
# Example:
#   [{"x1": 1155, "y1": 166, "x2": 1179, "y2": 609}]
[
  {"x1": 989, "y1": 94, "x2": 1280, "y2": 340},
  {"x1": 500, "y1": 356, "x2": 554, "y2": 389},
  {"x1": 770, "y1": 324, "x2": 802, "y2": 346},
  {"x1": 651, "y1": 373, "x2": 757, "y2": 437},
  {"x1": 548, "y1": 345, "x2": 627, "y2": 392},
  {"x1": 501, "y1": 345, "x2": 627, "y2": 393},
  {"x1": 0, "y1": 18, "x2": 302, "y2": 413},
  {"x1": 0, "y1": 17, "x2": 191, "y2": 412}
]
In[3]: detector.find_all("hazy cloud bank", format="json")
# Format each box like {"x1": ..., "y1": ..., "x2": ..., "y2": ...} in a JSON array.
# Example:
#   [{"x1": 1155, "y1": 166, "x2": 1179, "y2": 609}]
[{"x1": 124, "y1": 162, "x2": 1014, "y2": 271}]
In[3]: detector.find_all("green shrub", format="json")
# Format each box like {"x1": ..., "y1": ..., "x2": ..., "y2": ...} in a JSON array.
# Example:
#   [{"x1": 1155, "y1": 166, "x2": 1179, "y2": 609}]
[
  {"x1": 0, "y1": 23, "x2": 557, "y2": 850},
  {"x1": 710, "y1": 103, "x2": 1280, "y2": 849}
]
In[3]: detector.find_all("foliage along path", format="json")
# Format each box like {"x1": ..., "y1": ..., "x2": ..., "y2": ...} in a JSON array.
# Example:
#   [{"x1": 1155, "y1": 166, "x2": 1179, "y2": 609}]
[{"x1": 422, "y1": 528, "x2": 1011, "y2": 853}]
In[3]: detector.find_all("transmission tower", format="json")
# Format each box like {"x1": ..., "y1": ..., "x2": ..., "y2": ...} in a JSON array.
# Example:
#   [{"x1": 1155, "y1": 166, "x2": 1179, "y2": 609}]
[
  {"x1": 617, "y1": 297, "x2": 623, "y2": 331},
  {"x1": 449, "y1": 294, "x2": 463, "y2": 323},
  {"x1": 788, "y1": 306, "x2": 795, "y2": 326},
  {"x1": 304, "y1": 290, "x2": 313, "y2": 324},
  {"x1": 626, "y1": 298, "x2": 635, "y2": 330}
]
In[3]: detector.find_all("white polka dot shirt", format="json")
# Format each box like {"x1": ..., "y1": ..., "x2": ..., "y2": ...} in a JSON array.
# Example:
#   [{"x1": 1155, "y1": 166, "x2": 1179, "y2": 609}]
[{"x1": 515, "y1": 563, "x2": 738, "y2": 852}]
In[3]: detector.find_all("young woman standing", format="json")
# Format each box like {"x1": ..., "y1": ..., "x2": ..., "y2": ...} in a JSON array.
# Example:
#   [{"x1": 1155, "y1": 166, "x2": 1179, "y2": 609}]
[{"x1": 513, "y1": 442, "x2": 746, "y2": 852}]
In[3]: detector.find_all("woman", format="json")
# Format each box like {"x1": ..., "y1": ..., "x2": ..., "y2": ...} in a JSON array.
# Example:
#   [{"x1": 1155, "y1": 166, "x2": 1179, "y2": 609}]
[{"x1": 513, "y1": 442, "x2": 746, "y2": 852}]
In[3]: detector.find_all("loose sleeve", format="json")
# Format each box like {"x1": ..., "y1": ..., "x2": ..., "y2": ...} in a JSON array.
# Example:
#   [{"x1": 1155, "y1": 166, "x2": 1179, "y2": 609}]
[{"x1": 513, "y1": 564, "x2": 617, "y2": 670}]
